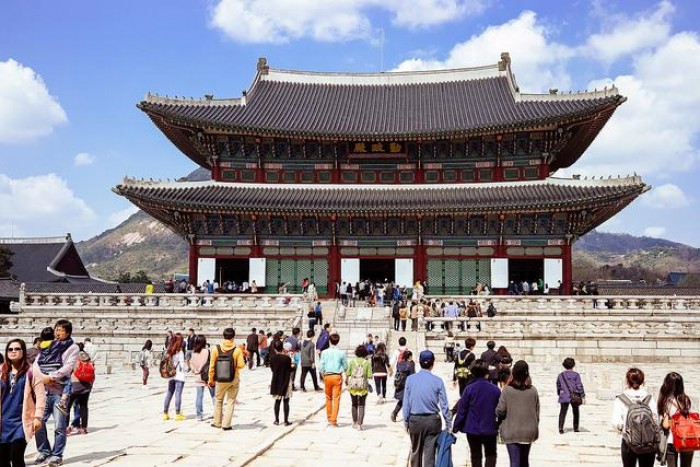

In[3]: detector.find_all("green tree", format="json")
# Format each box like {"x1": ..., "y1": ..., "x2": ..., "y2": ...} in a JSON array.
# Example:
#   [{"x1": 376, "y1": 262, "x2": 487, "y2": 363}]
[
  {"x1": 0, "y1": 247, "x2": 13, "y2": 278},
  {"x1": 115, "y1": 270, "x2": 151, "y2": 283}
]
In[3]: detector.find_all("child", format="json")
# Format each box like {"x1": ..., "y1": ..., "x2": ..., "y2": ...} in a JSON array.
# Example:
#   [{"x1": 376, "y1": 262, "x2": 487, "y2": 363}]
[{"x1": 37, "y1": 326, "x2": 73, "y2": 415}]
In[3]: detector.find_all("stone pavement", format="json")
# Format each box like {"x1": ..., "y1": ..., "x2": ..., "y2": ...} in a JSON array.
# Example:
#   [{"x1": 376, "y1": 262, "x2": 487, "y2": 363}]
[{"x1": 23, "y1": 358, "x2": 699, "y2": 466}]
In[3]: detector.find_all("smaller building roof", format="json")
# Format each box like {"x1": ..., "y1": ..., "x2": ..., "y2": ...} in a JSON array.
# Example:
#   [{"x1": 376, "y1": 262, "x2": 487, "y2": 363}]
[{"x1": 0, "y1": 234, "x2": 92, "y2": 282}]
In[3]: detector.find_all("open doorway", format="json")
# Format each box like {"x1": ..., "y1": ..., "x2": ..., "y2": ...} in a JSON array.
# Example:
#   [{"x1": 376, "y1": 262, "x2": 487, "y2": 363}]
[
  {"x1": 508, "y1": 258, "x2": 543, "y2": 285},
  {"x1": 360, "y1": 258, "x2": 395, "y2": 283},
  {"x1": 216, "y1": 258, "x2": 249, "y2": 285}
]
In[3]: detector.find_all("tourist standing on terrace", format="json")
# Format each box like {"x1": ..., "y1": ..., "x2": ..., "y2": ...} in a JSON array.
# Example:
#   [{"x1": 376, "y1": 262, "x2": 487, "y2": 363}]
[
  {"x1": 611, "y1": 368, "x2": 658, "y2": 467},
  {"x1": 162, "y1": 334, "x2": 186, "y2": 422},
  {"x1": 269, "y1": 340, "x2": 293, "y2": 426},
  {"x1": 657, "y1": 372, "x2": 694, "y2": 467},
  {"x1": 191, "y1": 335, "x2": 215, "y2": 421},
  {"x1": 496, "y1": 360, "x2": 540, "y2": 467},
  {"x1": 0, "y1": 338, "x2": 46, "y2": 467},
  {"x1": 318, "y1": 333, "x2": 347, "y2": 427},
  {"x1": 556, "y1": 357, "x2": 585, "y2": 434},
  {"x1": 35, "y1": 319, "x2": 80, "y2": 467},
  {"x1": 453, "y1": 360, "x2": 500, "y2": 467}
]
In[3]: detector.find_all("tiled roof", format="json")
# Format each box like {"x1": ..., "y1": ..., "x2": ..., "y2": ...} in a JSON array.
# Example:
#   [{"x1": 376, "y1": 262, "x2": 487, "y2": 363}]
[
  {"x1": 115, "y1": 176, "x2": 648, "y2": 215},
  {"x1": 0, "y1": 236, "x2": 90, "y2": 282},
  {"x1": 140, "y1": 68, "x2": 623, "y2": 139},
  {"x1": 0, "y1": 280, "x2": 163, "y2": 299}
]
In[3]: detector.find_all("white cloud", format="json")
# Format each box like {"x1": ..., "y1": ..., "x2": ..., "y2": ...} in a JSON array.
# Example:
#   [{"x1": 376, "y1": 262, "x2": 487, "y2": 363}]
[
  {"x1": 392, "y1": 11, "x2": 575, "y2": 92},
  {"x1": 209, "y1": 0, "x2": 485, "y2": 44},
  {"x1": 641, "y1": 183, "x2": 691, "y2": 209},
  {"x1": 643, "y1": 226, "x2": 667, "y2": 238},
  {"x1": 0, "y1": 59, "x2": 67, "y2": 144},
  {"x1": 0, "y1": 173, "x2": 95, "y2": 237},
  {"x1": 107, "y1": 206, "x2": 139, "y2": 228},
  {"x1": 73, "y1": 152, "x2": 95, "y2": 167},
  {"x1": 582, "y1": 1, "x2": 674, "y2": 64}
]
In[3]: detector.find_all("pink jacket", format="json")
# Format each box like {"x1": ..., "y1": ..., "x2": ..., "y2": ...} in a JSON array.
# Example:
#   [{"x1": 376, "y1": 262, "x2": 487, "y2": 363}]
[{"x1": 0, "y1": 363, "x2": 46, "y2": 443}]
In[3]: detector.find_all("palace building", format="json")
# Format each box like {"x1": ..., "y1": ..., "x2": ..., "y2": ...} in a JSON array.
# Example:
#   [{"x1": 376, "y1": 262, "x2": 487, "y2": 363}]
[{"x1": 115, "y1": 54, "x2": 648, "y2": 295}]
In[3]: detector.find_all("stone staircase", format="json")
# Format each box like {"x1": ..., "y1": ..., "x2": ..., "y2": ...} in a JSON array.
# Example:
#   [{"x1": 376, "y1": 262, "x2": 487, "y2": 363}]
[{"x1": 330, "y1": 304, "x2": 393, "y2": 354}]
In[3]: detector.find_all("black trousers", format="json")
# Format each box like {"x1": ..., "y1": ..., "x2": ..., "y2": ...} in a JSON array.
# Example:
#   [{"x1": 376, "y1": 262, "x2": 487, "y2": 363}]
[
  {"x1": 665, "y1": 443, "x2": 694, "y2": 467},
  {"x1": 248, "y1": 349, "x2": 260, "y2": 368},
  {"x1": 0, "y1": 439, "x2": 27, "y2": 467},
  {"x1": 68, "y1": 392, "x2": 90, "y2": 429},
  {"x1": 466, "y1": 433, "x2": 497, "y2": 467},
  {"x1": 300, "y1": 366, "x2": 320, "y2": 390},
  {"x1": 374, "y1": 376, "x2": 387, "y2": 398},
  {"x1": 621, "y1": 439, "x2": 655, "y2": 467},
  {"x1": 408, "y1": 413, "x2": 441, "y2": 467},
  {"x1": 558, "y1": 402, "x2": 580, "y2": 431}
]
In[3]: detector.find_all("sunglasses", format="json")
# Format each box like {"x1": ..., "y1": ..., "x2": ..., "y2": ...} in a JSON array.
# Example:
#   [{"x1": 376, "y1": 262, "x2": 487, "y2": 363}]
[{"x1": 7, "y1": 347, "x2": 22, "y2": 352}]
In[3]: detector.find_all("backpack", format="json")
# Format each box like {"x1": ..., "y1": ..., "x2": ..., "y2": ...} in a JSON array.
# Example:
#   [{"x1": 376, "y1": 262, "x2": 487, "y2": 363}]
[
  {"x1": 454, "y1": 350, "x2": 472, "y2": 380},
  {"x1": 316, "y1": 331, "x2": 330, "y2": 351},
  {"x1": 348, "y1": 361, "x2": 367, "y2": 391},
  {"x1": 214, "y1": 345, "x2": 236, "y2": 383},
  {"x1": 618, "y1": 394, "x2": 660, "y2": 454},
  {"x1": 671, "y1": 411, "x2": 700, "y2": 452},
  {"x1": 74, "y1": 360, "x2": 95, "y2": 385},
  {"x1": 487, "y1": 303, "x2": 497, "y2": 317},
  {"x1": 365, "y1": 343, "x2": 375, "y2": 355},
  {"x1": 159, "y1": 354, "x2": 177, "y2": 378},
  {"x1": 200, "y1": 349, "x2": 211, "y2": 383},
  {"x1": 397, "y1": 350, "x2": 406, "y2": 363},
  {"x1": 394, "y1": 368, "x2": 408, "y2": 391}
]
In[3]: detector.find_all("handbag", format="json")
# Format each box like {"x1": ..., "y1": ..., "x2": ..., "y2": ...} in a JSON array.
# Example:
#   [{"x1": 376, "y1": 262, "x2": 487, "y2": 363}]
[{"x1": 561, "y1": 373, "x2": 583, "y2": 407}]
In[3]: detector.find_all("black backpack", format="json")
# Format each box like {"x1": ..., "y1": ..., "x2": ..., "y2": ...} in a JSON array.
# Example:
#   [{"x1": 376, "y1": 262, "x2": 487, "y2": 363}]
[
  {"x1": 394, "y1": 371, "x2": 408, "y2": 391},
  {"x1": 487, "y1": 303, "x2": 497, "y2": 317},
  {"x1": 214, "y1": 345, "x2": 235, "y2": 383},
  {"x1": 200, "y1": 349, "x2": 211, "y2": 383}
]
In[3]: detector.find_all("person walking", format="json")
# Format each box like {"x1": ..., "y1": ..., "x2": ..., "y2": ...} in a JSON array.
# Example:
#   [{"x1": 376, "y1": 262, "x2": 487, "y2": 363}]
[
  {"x1": 480, "y1": 341, "x2": 499, "y2": 385},
  {"x1": 299, "y1": 330, "x2": 320, "y2": 392},
  {"x1": 138, "y1": 340, "x2": 153, "y2": 388},
  {"x1": 318, "y1": 333, "x2": 348, "y2": 427},
  {"x1": 246, "y1": 328, "x2": 259, "y2": 369},
  {"x1": 453, "y1": 337, "x2": 476, "y2": 397},
  {"x1": 611, "y1": 368, "x2": 658, "y2": 467},
  {"x1": 399, "y1": 302, "x2": 408, "y2": 332},
  {"x1": 66, "y1": 352, "x2": 94, "y2": 435},
  {"x1": 35, "y1": 319, "x2": 80, "y2": 467},
  {"x1": 657, "y1": 372, "x2": 694, "y2": 467},
  {"x1": 208, "y1": 328, "x2": 245, "y2": 431},
  {"x1": 258, "y1": 330, "x2": 269, "y2": 367},
  {"x1": 390, "y1": 350, "x2": 415, "y2": 423},
  {"x1": 496, "y1": 360, "x2": 540, "y2": 467},
  {"x1": 371, "y1": 342, "x2": 392, "y2": 403},
  {"x1": 162, "y1": 334, "x2": 186, "y2": 421},
  {"x1": 269, "y1": 340, "x2": 293, "y2": 426},
  {"x1": 453, "y1": 360, "x2": 501, "y2": 467},
  {"x1": 556, "y1": 357, "x2": 585, "y2": 434},
  {"x1": 191, "y1": 335, "x2": 215, "y2": 421},
  {"x1": 346, "y1": 345, "x2": 373, "y2": 430},
  {"x1": 402, "y1": 350, "x2": 452, "y2": 467},
  {"x1": 0, "y1": 339, "x2": 46, "y2": 467}
]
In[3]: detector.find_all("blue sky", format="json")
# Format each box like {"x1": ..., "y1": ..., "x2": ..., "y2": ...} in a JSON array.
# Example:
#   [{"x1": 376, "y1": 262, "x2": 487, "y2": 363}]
[{"x1": 1, "y1": 0, "x2": 699, "y2": 245}]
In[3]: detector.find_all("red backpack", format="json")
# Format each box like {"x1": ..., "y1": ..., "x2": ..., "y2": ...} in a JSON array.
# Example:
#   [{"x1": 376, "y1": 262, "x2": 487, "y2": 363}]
[
  {"x1": 671, "y1": 412, "x2": 700, "y2": 451},
  {"x1": 74, "y1": 361, "x2": 95, "y2": 385}
]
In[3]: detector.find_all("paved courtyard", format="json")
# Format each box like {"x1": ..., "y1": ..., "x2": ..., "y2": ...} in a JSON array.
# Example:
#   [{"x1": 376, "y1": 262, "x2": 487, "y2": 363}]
[{"x1": 23, "y1": 355, "x2": 699, "y2": 466}]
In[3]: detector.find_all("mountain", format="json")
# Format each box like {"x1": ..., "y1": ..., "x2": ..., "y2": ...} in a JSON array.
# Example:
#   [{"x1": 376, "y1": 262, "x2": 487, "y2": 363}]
[{"x1": 76, "y1": 212, "x2": 700, "y2": 282}]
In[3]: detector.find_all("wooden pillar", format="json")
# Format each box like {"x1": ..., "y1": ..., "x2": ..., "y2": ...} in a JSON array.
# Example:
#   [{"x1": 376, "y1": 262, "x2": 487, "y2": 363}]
[
  {"x1": 413, "y1": 244, "x2": 425, "y2": 286},
  {"x1": 188, "y1": 243, "x2": 198, "y2": 283},
  {"x1": 561, "y1": 243, "x2": 572, "y2": 295},
  {"x1": 328, "y1": 244, "x2": 340, "y2": 299}
]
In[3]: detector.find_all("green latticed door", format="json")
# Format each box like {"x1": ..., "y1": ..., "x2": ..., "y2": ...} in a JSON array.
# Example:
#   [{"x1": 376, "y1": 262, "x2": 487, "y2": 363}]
[
  {"x1": 265, "y1": 259, "x2": 328, "y2": 294},
  {"x1": 426, "y1": 259, "x2": 491, "y2": 295}
]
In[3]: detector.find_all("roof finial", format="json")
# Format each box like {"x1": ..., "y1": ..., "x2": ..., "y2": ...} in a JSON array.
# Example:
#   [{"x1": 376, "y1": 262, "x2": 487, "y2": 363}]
[
  {"x1": 498, "y1": 52, "x2": 511, "y2": 71},
  {"x1": 257, "y1": 57, "x2": 269, "y2": 75}
]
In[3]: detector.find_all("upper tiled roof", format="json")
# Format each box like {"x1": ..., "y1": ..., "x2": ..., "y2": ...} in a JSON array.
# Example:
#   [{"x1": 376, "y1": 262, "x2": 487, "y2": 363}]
[
  {"x1": 0, "y1": 235, "x2": 91, "y2": 282},
  {"x1": 114, "y1": 176, "x2": 648, "y2": 215},
  {"x1": 139, "y1": 55, "x2": 624, "y2": 140}
]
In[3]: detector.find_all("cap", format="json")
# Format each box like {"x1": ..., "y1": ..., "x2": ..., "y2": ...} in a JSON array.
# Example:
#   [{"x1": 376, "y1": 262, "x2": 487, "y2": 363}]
[{"x1": 419, "y1": 350, "x2": 435, "y2": 364}]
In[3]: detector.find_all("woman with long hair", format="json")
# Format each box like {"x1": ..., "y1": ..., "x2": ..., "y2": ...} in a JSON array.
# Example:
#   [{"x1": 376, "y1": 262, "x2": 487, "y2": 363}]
[
  {"x1": 496, "y1": 346, "x2": 513, "y2": 389},
  {"x1": 191, "y1": 335, "x2": 215, "y2": 421},
  {"x1": 162, "y1": 334, "x2": 186, "y2": 421},
  {"x1": 0, "y1": 339, "x2": 46, "y2": 466},
  {"x1": 140, "y1": 340, "x2": 153, "y2": 387},
  {"x1": 611, "y1": 367, "x2": 658, "y2": 467},
  {"x1": 496, "y1": 360, "x2": 539, "y2": 467},
  {"x1": 371, "y1": 342, "x2": 392, "y2": 402},
  {"x1": 658, "y1": 372, "x2": 694, "y2": 467},
  {"x1": 269, "y1": 340, "x2": 293, "y2": 426}
]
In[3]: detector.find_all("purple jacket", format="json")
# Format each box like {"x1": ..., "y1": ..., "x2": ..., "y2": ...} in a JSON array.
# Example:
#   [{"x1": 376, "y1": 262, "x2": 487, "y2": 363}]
[
  {"x1": 453, "y1": 378, "x2": 501, "y2": 436},
  {"x1": 556, "y1": 370, "x2": 585, "y2": 404}
]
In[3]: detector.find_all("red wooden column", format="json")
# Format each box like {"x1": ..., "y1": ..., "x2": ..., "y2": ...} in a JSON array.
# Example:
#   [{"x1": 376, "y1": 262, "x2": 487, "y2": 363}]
[
  {"x1": 328, "y1": 244, "x2": 340, "y2": 298},
  {"x1": 561, "y1": 243, "x2": 572, "y2": 294},
  {"x1": 413, "y1": 244, "x2": 426, "y2": 285},
  {"x1": 188, "y1": 243, "x2": 198, "y2": 283}
]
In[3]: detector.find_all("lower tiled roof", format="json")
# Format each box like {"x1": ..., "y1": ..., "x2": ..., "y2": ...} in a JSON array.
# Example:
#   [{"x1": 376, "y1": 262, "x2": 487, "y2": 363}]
[{"x1": 114, "y1": 176, "x2": 648, "y2": 214}]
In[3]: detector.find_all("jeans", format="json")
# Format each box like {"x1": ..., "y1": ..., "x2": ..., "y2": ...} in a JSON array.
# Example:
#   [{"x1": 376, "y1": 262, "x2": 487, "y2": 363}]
[
  {"x1": 35, "y1": 392, "x2": 68, "y2": 459},
  {"x1": 467, "y1": 433, "x2": 497, "y2": 467},
  {"x1": 0, "y1": 439, "x2": 27, "y2": 467},
  {"x1": 195, "y1": 385, "x2": 216, "y2": 419},
  {"x1": 621, "y1": 439, "x2": 655, "y2": 467},
  {"x1": 506, "y1": 443, "x2": 532, "y2": 467},
  {"x1": 164, "y1": 379, "x2": 185, "y2": 414},
  {"x1": 260, "y1": 348, "x2": 269, "y2": 366},
  {"x1": 70, "y1": 399, "x2": 81, "y2": 428},
  {"x1": 558, "y1": 402, "x2": 579, "y2": 431},
  {"x1": 393, "y1": 317, "x2": 400, "y2": 331},
  {"x1": 374, "y1": 376, "x2": 387, "y2": 398}
]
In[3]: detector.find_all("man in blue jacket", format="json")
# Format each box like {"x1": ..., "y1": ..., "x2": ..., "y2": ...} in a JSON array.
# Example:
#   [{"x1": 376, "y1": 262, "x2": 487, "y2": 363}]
[{"x1": 452, "y1": 360, "x2": 501, "y2": 467}]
